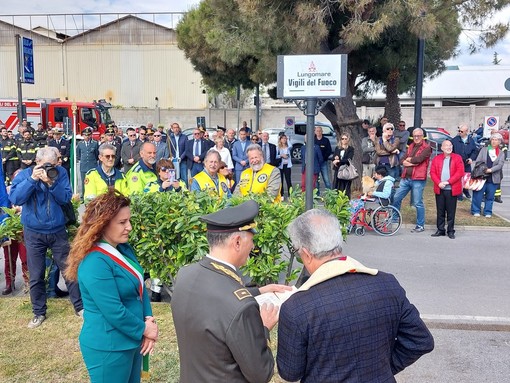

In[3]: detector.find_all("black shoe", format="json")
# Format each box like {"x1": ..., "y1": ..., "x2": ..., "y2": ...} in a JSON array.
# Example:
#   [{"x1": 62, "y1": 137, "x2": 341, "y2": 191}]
[
  {"x1": 495, "y1": 197, "x2": 503, "y2": 203},
  {"x1": 431, "y1": 231, "x2": 445, "y2": 237},
  {"x1": 448, "y1": 233, "x2": 455, "y2": 239},
  {"x1": 151, "y1": 292, "x2": 161, "y2": 302},
  {"x1": 2, "y1": 286, "x2": 12, "y2": 295}
]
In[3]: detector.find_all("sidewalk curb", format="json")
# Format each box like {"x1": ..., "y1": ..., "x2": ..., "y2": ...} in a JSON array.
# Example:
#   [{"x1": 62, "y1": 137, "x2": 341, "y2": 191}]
[
  {"x1": 422, "y1": 314, "x2": 510, "y2": 332},
  {"x1": 401, "y1": 223, "x2": 510, "y2": 232}
]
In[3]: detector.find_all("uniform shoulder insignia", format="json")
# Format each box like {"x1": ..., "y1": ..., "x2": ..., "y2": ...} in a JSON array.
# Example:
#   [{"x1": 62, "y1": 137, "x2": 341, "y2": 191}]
[
  {"x1": 210, "y1": 262, "x2": 242, "y2": 285},
  {"x1": 233, "y1": 288, "x2": 252, "y2": 301}
]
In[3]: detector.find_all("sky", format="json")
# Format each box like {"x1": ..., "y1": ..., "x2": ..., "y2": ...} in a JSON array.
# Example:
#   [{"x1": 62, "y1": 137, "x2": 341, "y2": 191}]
[{"x1": 2, "y1": 0, "x2": 510, "y2": 66}]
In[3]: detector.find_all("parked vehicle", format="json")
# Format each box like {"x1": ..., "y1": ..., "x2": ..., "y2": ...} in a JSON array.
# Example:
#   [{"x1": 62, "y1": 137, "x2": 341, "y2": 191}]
[
  {"x1": 266, "y1": 122, "x2": 336, "y2": 161},
  {"x1": 0, "y1": 98, "x2": 112, "y2": 140},
  {"x1": 424, "y1": 128, "x2": 452, "y2": 157}
]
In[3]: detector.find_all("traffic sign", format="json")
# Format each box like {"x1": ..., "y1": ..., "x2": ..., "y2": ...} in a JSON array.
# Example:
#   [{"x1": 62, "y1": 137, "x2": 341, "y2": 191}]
[
  {"x1": 285, "y1": 116, "x2": 295, "y2": 129},
  {"x1": 483, "y1": 115, "x2": 499, "y2": 138}
]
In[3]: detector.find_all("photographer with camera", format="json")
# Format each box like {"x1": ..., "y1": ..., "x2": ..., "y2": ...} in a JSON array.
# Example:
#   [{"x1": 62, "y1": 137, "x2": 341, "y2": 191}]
[{"x1": 9, "y1": 146, "x2": 83, "y2": 329}]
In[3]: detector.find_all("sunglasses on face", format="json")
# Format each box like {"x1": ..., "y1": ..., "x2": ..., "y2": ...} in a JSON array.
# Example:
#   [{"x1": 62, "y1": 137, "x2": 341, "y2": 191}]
[
  {"x1": 128, "y1": 134, "x2": 136, "y2": 137},
  {"x1": 385, "y1": 127, "x2": 394, "y2": 131},
  {"x1": 160, "y1": 166, "x2": 173, "y2": 171},
  {"x1": 399, "y1": 124, "x2": 405, "y2": 127},
  {"x1": 102, "y1": 154, "x2": 116, "y2": 159},
  {"x1": 154, "y1": 134, "x2": 161, "y2": 137},
  {"x1": 341, "y1": 137, "x2": 348, "y2": 140}
]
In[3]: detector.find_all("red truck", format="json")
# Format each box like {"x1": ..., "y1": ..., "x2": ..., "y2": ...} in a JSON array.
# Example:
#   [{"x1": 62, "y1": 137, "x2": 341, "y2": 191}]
[{"x1": 0, "y1": 98, "x2": 113, "y2": 140}]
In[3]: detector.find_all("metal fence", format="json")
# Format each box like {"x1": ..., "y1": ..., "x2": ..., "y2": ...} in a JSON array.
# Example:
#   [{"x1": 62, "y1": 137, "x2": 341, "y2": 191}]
[{"x1": 0, "y1": 12, "x2": 184, "y2": 45}]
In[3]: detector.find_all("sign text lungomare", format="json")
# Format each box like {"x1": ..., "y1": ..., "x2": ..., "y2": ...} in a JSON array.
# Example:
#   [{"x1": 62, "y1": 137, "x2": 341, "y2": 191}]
[{"x1": 277, "y1": 54, "x2": 347, "y2": 99}]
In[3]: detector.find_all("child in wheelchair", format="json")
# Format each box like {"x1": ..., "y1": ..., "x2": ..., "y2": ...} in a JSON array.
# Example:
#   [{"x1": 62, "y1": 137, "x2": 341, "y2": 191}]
[{"x1": 348, "y1": 166, "x2": 400, "y2": 236}]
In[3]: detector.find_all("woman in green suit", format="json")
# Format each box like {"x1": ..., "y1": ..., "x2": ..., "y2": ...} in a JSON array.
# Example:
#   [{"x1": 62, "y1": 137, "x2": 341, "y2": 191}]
[{"x1": 66, "y1": 190, "x2": 158, "y2": 383}]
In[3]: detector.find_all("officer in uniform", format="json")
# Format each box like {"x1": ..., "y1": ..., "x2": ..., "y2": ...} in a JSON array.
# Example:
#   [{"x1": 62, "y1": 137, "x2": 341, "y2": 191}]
[
  {"x1": 32, "y1": 123, "x2": 48, "y2": 149},
  {"x1": 101, "y1": 126, "x2": 122, "y2": 169},
  {"x1": 17, "y1": 129, "x2": 37, "y2": 170},
  {"x1": 125, "y1": 142, "x2": 158, "y2": 194},
  {"x1": 1, "y1": 125, "x2": 20, "y2": 183},
  {"x1": 48, "y1": 126, "x2": 71, "y2": 177},
  {"x1": 234, "y1": 144, "x2": 282, "y2": 202},
  {"x1": 76, "y1": 127, "x2": 99, "y2": 196},
  {"x1": 171, "y1": 200, "x2": 280, "y2": 383}
]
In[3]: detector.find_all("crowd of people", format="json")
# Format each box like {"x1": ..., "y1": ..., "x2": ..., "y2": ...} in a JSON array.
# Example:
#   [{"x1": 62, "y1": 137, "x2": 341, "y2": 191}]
[{"x1": 0, "y1": 115, "x2": 506, "y2": 382}]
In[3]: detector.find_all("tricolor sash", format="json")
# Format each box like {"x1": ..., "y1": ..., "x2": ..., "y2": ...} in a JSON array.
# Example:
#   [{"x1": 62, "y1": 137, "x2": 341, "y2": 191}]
[{"x1": 92, "y1": 242, "x2": 144, "y2": 299}]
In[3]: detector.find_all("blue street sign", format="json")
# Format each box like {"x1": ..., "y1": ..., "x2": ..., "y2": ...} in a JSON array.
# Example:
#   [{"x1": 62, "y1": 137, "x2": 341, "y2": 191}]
[{"x1": 22, "y1": 37, "x2": 34, "y2": 84}]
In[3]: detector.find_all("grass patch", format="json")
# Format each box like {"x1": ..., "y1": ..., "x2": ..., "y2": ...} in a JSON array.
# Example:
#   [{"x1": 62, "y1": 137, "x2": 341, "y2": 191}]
[
  {"x1": 0, "y1": 298, "x2": 288, "y2": 383},
  {"x1": 394, "y1": 180, "x2": 510, "y2": 227}
]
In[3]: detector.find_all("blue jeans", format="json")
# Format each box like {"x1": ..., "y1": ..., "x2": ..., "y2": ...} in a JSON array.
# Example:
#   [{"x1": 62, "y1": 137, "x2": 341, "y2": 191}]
[
  {"x1": 316, "y1": 161, "x2": 332, "y2": 190},
  {"x1": 24, "y1": 228, "x2": 82, "y2": 316},
  {"x1": 392, "y1": 178, "x2": 426, "y2": 227},
  {"x1": 471, "y1": 181, "x2": 499, "y2": 216}
]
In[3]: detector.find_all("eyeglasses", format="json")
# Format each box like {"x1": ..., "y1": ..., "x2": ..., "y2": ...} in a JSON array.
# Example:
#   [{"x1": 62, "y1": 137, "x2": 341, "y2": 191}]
[
  {"x1": 398, "y1": 124, "x2": 405, "y2": 127},
  {"x1": 341, "y1": 137, "x2": 348, "y2": 140},
  {"x1": 128, "y1": 134, "x2": 136, "y2": 137},
  {"x1": 193, "y1": 132, "x2": 200, "y2": 136},
  {"x1": 102, "y1": 154, "x2": 116, "y2": 159},
  {"x1": 153, "y1": 134, "x2": 161, "y2": 137},
  {"x1": 160, "y1": 166, "x2": 173, "y2": 171},
  {"x1": 385, "y1": 127, "x2": 394, "y2": 131},
  {"x1": 251, "y1": 138, "x2": 258, "y2": 141}
]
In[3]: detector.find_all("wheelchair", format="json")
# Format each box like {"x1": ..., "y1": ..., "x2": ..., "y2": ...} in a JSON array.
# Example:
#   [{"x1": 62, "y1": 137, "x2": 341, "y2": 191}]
[{"x1": 348, "y1": 197, "x2": 402, "y2": 236}]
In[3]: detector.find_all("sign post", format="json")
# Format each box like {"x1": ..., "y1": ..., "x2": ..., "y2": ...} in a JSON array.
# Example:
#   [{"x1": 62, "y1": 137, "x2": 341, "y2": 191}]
[
  {"x1": 277, "y1": 54, "x2": 347, "y2": 210},
  {"x1": 72, "y1": 103, "x2": 78, "y2": 193}
]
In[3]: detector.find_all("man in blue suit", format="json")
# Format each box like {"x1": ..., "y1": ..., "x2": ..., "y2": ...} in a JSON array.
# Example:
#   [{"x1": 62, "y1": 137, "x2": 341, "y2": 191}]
[
  {"x1": 184, "y1": 128, "x2": 211, "y2": 178},
  {"x1": 168, "y1": 123, "x2": 188, "y2": 185},
  {"x1": 277, "y1": 209, "x2": 434, "y2": 383},
  {"x1": 232, "y1": 128, "x2": 250, "y2": 184}
]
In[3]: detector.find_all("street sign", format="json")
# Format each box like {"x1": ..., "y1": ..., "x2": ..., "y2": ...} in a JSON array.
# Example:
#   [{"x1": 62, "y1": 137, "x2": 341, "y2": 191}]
[
  {"x1": 276, "y1": 54, "x2": 347, "y2": 99},
  {"x1": 483, "y1": 115, "x2": 499, "y2": 138},
  {"x1": 285, "y1": 116, "x2": 295, "y2": 129},
  {"x1": 21, "y1": 37, "x2": 34, "y2": 84},
  {"x1": 196, "y1": 116, "x2": 206, "y2": 129}
]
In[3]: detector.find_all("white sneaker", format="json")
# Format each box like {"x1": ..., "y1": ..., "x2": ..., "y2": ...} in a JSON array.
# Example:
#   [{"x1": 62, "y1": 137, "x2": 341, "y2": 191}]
[
  {"x1": 473, "y1": 213, "x2": 480, "y2": 217},
  {"x1": 27, "y1": 315, "x2": 46, "y2": 329},
  {"x1": 485, "y1": 214, "x2": 492, "y2": 218}
]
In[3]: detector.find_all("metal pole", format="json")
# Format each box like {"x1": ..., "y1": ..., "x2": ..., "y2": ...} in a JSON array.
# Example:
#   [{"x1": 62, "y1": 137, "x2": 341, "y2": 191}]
[
  {"x1": 414, "y1": 37, "x2": 425, "y2": 130},
  {"x1": 255, "y1": 84, "x2": 260, "y2": 132},
  {"x1": 72, "y1": 104, "x2": 78, "y2": 193},
  {"x1": 305, "y1": 98, "x2": 317, "y2": 210},
  {"x1": 236, "y1": 85, "x2": 241, "y2": 133},
  {"x1": 15, "y1": 34, "x2": 23, "y2": 128}
]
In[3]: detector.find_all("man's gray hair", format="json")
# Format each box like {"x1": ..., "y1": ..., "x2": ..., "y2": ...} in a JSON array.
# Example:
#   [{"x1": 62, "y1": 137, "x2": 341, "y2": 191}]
[
  {"x1": 205, "y1": 150, "x2": 221, "y2": 162},
  {"x1": 287, "y1": 209, "x2": 343, "y2": 259},
  {"x1": 99, "y1": 143, "x2": 116, "y2": 155},
  {"x1": 246, "y1": 143, "x2": 263, "y2": 155},
  {"x1": 36, "y1": 146, "x2": 59, "y2": 163},
  {"x1": 491, "y1": 132, "x2": 503, "y2": 142}
]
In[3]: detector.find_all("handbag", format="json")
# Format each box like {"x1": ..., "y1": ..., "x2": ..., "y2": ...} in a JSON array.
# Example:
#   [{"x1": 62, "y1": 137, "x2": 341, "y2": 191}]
[
  {"x1": 471, "y1": 162, "x2": 488, "y2": 179},
  {"x1": 337, "y1": 160, "x2": 359, "y2": 180}
]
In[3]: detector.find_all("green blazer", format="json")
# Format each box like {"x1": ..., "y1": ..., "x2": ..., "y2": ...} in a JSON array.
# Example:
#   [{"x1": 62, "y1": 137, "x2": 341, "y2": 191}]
[{"x1": 78, "y1": 242, "x2": 152, "y2": 351}]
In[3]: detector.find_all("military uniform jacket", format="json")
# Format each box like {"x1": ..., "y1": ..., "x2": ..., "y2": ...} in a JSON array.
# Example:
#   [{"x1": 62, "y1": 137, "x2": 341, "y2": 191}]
[
  {"x1": 49, "y1": 139, "x2": 71, "y2": 169},
  {"x1": 1, "y1": 138, "x2": 18, "y2": 162},
  {"x1": 33, "y1": 130, "x2": 48, "y2": 148},
  {"x1": 17, "y1": 139, "x2": 37, "y2": 162},
  {"x1": 76, "y1": 140, "x2": 99, "y2": 173},
  {"x1": 171, "y1": 257, "x2": 275, "y2": 383}
]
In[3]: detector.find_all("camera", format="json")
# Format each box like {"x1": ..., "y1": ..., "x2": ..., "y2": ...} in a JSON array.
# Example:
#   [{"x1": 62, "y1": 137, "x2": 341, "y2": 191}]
[{"x1": 41, "y1": 163, "x2": 59, "y2": 180}]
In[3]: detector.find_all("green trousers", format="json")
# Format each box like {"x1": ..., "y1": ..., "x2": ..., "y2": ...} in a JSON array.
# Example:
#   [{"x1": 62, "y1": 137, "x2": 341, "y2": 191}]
[{"x1": 81, "y1": 344, "x2": 142, "y2": 383}]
